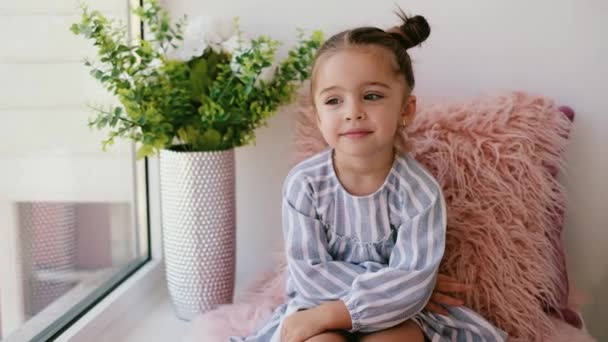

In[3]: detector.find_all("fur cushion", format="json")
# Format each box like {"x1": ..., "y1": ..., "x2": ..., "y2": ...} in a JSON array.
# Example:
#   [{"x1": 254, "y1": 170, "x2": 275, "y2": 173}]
[{"x1": 290, "y1": 89, "x2": 575, "y2": 341}]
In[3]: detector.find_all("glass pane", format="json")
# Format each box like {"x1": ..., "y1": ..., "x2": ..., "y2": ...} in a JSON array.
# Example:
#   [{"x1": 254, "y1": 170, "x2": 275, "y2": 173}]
[{"x1": 0, "y1": 0, "x2": 149, "y2": 340}]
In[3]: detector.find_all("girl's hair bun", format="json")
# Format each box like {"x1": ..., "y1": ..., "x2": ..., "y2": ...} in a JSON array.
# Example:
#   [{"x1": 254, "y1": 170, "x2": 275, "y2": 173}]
[{"x1": 388, "y1": 10, "x2": 430, "y2": 49}]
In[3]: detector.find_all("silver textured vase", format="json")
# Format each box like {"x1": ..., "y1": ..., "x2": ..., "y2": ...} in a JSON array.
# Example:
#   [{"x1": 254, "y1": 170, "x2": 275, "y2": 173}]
[{"x1": 159, "y1": 148, "x2": 236, "y2": 321}]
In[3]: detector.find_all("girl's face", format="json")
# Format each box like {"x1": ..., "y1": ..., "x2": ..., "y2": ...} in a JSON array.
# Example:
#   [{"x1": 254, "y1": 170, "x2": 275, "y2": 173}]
[{"x1": 313, "y1": 46, "x2": 415, "y2": 159}]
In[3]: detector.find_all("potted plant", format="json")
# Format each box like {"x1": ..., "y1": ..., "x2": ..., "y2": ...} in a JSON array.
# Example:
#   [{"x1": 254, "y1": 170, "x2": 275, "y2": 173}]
[{"x1": 71, "y1": 0, "x2": 323, "y2": 320}]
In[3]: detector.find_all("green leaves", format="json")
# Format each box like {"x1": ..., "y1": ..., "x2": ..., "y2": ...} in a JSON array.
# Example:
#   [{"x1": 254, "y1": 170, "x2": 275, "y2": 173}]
[
  {"x1": 201, "y1": 129, "x2": 222, "y2": 149},
  {"x1": 189, "y1": 50, "x2": 228, "y2": 101},
  {"x1": 73, "y1": 0, "x2": 324, "y2": 159}
]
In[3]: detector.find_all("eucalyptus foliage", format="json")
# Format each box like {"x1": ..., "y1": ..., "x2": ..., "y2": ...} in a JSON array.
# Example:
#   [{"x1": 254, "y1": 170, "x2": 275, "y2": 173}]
[{"x1": 71, "y1": 0, "x2": 323, "y2": 158}]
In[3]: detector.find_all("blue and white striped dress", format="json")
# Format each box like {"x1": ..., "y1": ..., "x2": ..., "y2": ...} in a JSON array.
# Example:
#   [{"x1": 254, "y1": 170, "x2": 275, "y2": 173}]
[{"x1": 230, "y1": 148, "x2": 507, "y2": 342}]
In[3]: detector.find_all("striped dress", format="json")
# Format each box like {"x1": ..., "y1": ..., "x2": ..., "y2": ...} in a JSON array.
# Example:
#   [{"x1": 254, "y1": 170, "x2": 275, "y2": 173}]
[{"x1": 230, "y1": 148, "x2": 507, "y2": 342}]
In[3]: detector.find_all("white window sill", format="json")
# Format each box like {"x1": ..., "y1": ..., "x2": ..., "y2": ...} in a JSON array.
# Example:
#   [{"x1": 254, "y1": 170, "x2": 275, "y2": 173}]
[
  {"x1": 54, "y1": 260, "x2": 190, "y2": 342},
  {"x1": 117, "y1": 291, "x2": 190, "y2": 342},
  {"x1": 54, "y1": 258, "x2": 250, "y2": 342}
]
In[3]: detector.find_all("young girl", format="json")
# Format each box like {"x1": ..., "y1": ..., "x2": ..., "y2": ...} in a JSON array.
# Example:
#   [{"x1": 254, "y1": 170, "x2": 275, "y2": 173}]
[{"x1": 231, "y1": 11, "x2": 507, "y2": 342}]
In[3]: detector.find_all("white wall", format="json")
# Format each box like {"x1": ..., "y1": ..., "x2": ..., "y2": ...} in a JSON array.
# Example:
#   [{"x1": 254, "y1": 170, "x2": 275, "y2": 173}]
[{"x1": 163, "y1": 0, "x2": 608, "y2": 339}]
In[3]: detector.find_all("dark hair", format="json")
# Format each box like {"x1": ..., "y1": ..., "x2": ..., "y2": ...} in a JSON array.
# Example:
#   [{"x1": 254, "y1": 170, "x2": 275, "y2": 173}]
[{"x1": 310, "y1": 8, "x2": 430, "y2": 93}]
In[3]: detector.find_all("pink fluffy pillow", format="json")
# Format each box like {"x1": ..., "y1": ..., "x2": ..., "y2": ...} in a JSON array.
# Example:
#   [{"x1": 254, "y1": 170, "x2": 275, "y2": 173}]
[{"x1": 291, "y1": 90, "x2": 575, "y2": 341}]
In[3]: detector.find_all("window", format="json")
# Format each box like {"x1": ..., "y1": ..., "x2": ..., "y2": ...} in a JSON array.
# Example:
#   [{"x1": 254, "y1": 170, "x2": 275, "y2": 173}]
[{"x1": 0, "y1": 0, "x2": 149, "y2": 340}]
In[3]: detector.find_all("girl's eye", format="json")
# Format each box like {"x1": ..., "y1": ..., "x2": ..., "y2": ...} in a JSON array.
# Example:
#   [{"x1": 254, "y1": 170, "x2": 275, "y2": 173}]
[
  {"x1": 325, "y1": 98, "x2": 341, "y2": 105},
  {"x1": 364, "y1": 93, "x2": 384, "y2": 101}
]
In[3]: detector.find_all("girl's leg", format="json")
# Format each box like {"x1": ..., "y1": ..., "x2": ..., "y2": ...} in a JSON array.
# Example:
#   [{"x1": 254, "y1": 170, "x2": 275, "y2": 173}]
[
  {"x1": 305, "y1": 331, "x2": 353, "y2": 342},
  {"x1": 358, "y1": 320, "x2": 425, "y2": 342}
]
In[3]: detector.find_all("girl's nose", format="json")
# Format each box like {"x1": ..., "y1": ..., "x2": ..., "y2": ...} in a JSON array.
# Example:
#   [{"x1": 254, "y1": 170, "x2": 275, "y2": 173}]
[
  {"x1": 346, "y1": 113, "x2": 364, "y2": 121},
  {"x1": 345, "y1": 101, "x2": 366, "y2": 121}
]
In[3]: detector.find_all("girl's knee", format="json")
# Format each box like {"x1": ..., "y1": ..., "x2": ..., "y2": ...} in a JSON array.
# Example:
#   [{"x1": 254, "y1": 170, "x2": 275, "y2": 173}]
[
  {"x1": 305, "y1": 331, "x2": 350, "y2": 342},
  {"x1": 359, "y1": 320, "x2": 424, "y2": 342}
]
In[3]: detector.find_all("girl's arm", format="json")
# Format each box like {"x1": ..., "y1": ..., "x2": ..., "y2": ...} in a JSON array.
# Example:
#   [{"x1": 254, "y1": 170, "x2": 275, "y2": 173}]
[
  {"x1": 336, "y1": 187, "x2": 446, "y2": 333},
  {"x1": 282, "y1": 177, "x2": 373, "y2": 304}
]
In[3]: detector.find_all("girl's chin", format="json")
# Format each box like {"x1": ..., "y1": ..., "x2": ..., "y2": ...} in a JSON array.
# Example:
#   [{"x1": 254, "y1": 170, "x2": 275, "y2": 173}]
[{"x1": 334, "y1": 146, "x2": 390, "y2": 159}]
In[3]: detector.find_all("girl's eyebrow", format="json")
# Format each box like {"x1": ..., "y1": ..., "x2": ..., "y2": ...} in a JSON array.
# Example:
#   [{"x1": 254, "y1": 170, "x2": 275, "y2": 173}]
[
  {"x1": 363, "y1": 81, "x2": 390, "y2": 89},
  {"x1": 318, "y1": 82, "x2": 390, "y2": 96},
  {"x1": 318, "y1": 85, "x2": 343, "y2": 96}
]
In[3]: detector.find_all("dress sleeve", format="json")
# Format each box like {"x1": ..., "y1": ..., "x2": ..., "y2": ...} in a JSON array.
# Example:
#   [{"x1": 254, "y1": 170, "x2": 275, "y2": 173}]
[{"x1": 282, "y1": 175, "x2": 372, "y2": 304}]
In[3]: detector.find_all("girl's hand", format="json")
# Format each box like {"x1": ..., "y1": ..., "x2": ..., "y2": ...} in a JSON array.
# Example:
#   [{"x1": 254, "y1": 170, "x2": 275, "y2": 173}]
[
  {"x1": 280, "y1": 309, "x2": 326, "y2": 342},
  {"x1": 425, "y1": 274, "x2": 472, "y2": 315}
]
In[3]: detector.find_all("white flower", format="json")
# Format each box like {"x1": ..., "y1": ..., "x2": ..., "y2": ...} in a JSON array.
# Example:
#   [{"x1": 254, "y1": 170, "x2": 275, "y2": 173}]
[
  {"x1": 149, "y1": 58, "x2": 162, "y2": 68},
  {"x1": 166, "y1": 20, "x2": 207, "y2": 61},
  {"x1": 255, "y1": 64, "x2": 277, "y2": 87},
  {"x1": 229, "y1": 55, "x2": 240, "y2": 74},
  {"x1": 118, "y1": 71, "x2": 131, "y2": 82},
  {"x1": 166, "y1": 16, "x2": 210, "y2": 61},
  {"x1": 221, "y1": 35, "x2": 247, "y2": 56},
  {"x1": 204, "y1": 17, "x2": 236, "y2": 53},
  {"x1": 166, "y1": 15, "x2": 239, "y2": 61}
]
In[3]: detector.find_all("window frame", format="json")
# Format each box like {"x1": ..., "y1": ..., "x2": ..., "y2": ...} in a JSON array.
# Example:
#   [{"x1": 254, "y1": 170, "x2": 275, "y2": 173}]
[
  {"x1": 53, "y1": 155, "x2": 164, "y2": 342},
  {"x1": 1, "y1": 152, "x2": 158, "y2": 342},
  {"x1": 0, "y1": 1, "x2": 160, "y2": 339}
]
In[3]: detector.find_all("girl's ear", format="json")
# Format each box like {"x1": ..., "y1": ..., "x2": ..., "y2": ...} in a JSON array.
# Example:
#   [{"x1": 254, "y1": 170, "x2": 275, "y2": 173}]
[{"x1": 401, "y1": 95, "x2": 417, "y2": 126}]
